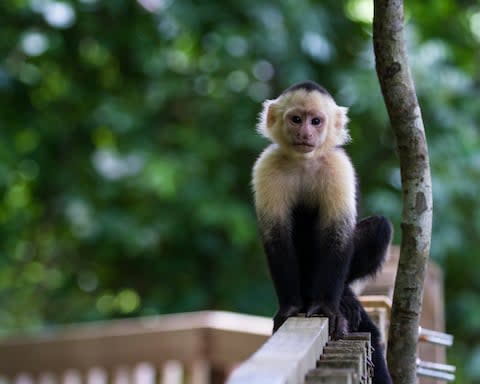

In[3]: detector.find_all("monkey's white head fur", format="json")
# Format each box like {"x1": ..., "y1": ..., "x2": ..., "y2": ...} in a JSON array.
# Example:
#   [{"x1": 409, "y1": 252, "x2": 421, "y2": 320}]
[{"x1": 257, "y1": 88, "x2": 350, "y2": 155}]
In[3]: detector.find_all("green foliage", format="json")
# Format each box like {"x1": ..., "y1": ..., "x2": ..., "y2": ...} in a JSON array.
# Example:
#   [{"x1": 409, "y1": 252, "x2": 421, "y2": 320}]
[{"x1": 1, "y1": 0, "x2": 479, "y2": 381}]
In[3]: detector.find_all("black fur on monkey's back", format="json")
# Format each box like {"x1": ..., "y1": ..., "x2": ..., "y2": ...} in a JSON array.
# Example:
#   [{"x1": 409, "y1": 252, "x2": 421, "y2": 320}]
[{"x1": 253, "y1": 80, "x2": 393, "y2": 384}]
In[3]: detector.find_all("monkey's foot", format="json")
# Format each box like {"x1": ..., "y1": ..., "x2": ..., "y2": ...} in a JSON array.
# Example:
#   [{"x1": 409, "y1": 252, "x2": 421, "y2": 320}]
[
  {"x1": 340, "y1": 295, "x2": 362, "y2": 331},
  {"x1": 273, "y1": 305, "x2": 301, "y2": 332},
  {"x1": 331, "y1": 314, "x2": 348, "y2": 340},
  {"x1": 306, "y1": 304, "x2": 348, "y2": 339}
]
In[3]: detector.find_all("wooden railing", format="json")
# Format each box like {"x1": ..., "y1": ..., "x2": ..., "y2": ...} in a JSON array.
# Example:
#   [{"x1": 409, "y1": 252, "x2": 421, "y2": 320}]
[
  {"x1": 0, "y1": 311, "x2": 271, "y2": 384},
  {"x1": 227, "y1": 317, "x2": 329, "y2": 384},
  {"x1": 0, "y1": 246, "x2": 451, "y2": 384}
]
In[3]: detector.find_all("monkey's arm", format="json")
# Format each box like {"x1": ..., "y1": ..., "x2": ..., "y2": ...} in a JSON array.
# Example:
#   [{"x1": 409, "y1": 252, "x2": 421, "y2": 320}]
[
  {"x1": 340, "y1": 284, "x2": 362, "y2": 331},
  {"x1": 253, "y1": 147, "x2": 304, "y2": 331},
  {"x1": 259, "y1": 221, "x2": 302, "y2": 332},
  {"x1": 304, "y1": 151, "x2": 356, "y2": 321}
]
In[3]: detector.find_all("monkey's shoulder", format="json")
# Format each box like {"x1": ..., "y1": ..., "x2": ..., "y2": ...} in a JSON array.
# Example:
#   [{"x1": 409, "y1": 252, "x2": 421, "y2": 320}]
[
  {"x1": 317, "y1": 149, "x2": 357, "y2": 188},
  {"x1": 253, "y1": 145, "x2": 295, "y2": 178},
  {"x1": 252, "y1": 146, "x2": 298, "y2": 217}
]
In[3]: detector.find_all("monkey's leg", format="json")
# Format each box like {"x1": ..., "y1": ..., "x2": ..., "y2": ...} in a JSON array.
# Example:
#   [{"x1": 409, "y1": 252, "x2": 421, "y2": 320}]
[
  {"x1": 261, "y1": 224, "x2": 303, "y2": 332},
  {"x1": 340, "y1": 285, "x2": 362, "y2": 331},
  {"x1": 306, "y1": 225, "x2": 353, "y2": 338},
  {"x1": 347, "y1": 215, "x2": 392, "y2": 283}
]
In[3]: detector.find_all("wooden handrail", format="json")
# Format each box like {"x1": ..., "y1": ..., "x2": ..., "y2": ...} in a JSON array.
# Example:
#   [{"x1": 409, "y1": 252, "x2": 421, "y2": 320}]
[
  {"x1": 226, "y1": 317, "x2": 329, "y2": 384},
  {"x1": 0, "y1": 311, "x2": 271, "y2": 377}
]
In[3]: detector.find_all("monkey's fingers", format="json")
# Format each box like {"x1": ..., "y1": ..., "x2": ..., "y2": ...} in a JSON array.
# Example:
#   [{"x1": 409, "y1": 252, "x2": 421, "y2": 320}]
[
  {"x1": 305, "y1": 302, "x2": 334, "y2": 318},
  {"x1": 331, "y1": 314, "x2": 349, "y2": 340},
  {"x1": 272, "y1": 305, "x2": 302, "y2": 332}
]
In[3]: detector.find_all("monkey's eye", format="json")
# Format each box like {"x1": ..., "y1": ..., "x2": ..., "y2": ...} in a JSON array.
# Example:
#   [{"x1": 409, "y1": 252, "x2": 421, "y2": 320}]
[
  {"x1": 291, "y1": 115, "x2": 302, "y2": 124},
  {"x1": 311, "y1": 117, "x2": 323, "y2": 126}
]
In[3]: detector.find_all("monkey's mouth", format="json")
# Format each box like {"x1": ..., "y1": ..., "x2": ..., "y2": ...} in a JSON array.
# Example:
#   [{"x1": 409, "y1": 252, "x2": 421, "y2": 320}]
[{"x1": 293, "y1": 142, "x2": 316, "y2": 152}]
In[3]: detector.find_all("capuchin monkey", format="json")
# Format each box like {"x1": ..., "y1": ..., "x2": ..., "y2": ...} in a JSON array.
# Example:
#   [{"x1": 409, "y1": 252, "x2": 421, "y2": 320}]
[{"x1": 252, "y1": 81, "x2": 392, "y2": 384}]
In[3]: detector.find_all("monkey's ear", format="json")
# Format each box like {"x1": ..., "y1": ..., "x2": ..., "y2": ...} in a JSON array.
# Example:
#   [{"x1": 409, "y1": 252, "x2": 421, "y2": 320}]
[
  {"x1": 334, "y1": 106, "x2": 351, "y2": 145},
  {"x1": 257, "y1": 99, "x2": 278, "y2": 139},
  {"x1": 266, "y1": 102, "x2": 279, "y2": 127}
]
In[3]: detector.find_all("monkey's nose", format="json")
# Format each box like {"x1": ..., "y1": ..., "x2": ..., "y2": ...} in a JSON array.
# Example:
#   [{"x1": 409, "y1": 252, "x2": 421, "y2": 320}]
[{"x1": 298, "y1": 131, "x2": 313, "y2": 140}]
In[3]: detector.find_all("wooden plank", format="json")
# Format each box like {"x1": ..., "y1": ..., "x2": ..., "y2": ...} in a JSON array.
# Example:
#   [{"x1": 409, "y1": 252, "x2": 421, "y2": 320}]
[
  {"x1": 305, "y1": 368, "x2": 354, "y2": 384},
  {"x1": 359, "y1": 296, "x2": 392, "y2": 313},
  {"x1": 208, "y1": 328, "x2": 269, "y2": 365},
  {"x1": 0, "y1": 311, "x2": 271, "y2": 377},
  {"x1": 226, "y1": 317, "x2": 329, "y2": 384},
  {"x1": 0, "y1": 328, "x2": 203, "y2": 375},
  {"x1": 418, "y1": 263, "x2": 447, "y2": 384}
]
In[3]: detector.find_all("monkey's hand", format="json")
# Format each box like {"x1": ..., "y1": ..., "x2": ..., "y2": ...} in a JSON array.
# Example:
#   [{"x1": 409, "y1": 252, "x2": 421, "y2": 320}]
[
  {"x1": 273, "y1": 305, "x2": 302, "y2": 333},
  {"x1": 306, "y1": 303, "x2": 348, "y2": 339}
]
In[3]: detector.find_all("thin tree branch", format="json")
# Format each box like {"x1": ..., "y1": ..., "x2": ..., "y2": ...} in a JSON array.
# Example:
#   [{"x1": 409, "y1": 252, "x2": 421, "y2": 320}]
[{"x1": 372, "y1": 1, "x2": 433, "y2": 383}]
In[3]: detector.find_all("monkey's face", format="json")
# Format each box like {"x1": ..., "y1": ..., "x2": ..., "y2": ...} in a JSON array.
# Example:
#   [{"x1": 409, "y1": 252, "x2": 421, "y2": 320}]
[
  {"x1": 283, "y1": 106, "x2": 328, "y2": 153},
  {"x1": 257, "y1": 87, "x2": 350, "y2": 154}
]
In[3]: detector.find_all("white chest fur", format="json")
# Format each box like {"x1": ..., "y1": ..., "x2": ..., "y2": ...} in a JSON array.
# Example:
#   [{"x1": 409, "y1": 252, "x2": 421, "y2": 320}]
[{"x1": 253, "y1": 145, "x2": 357, "y2": 230}]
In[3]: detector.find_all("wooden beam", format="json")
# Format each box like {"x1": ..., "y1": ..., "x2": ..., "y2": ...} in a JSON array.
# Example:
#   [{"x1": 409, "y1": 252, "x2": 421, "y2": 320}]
[
  {"x1": 226, "y1": 317, "x2": 329, "y2": 384},
  {"x1": 0, "y1": 311, "x2": 271, "y2": 376}
]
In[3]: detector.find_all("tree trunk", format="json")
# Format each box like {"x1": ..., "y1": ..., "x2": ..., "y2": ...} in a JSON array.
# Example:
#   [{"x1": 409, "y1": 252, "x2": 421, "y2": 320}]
[{"x1": 372, "y1": 1, "x2": 433, "y2": 383}]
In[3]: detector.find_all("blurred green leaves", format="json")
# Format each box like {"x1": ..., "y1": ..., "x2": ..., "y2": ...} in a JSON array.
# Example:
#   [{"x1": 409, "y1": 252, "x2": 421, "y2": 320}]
[{"x1": 1, "y1": 0, "x2": 480, "y2": 381}]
